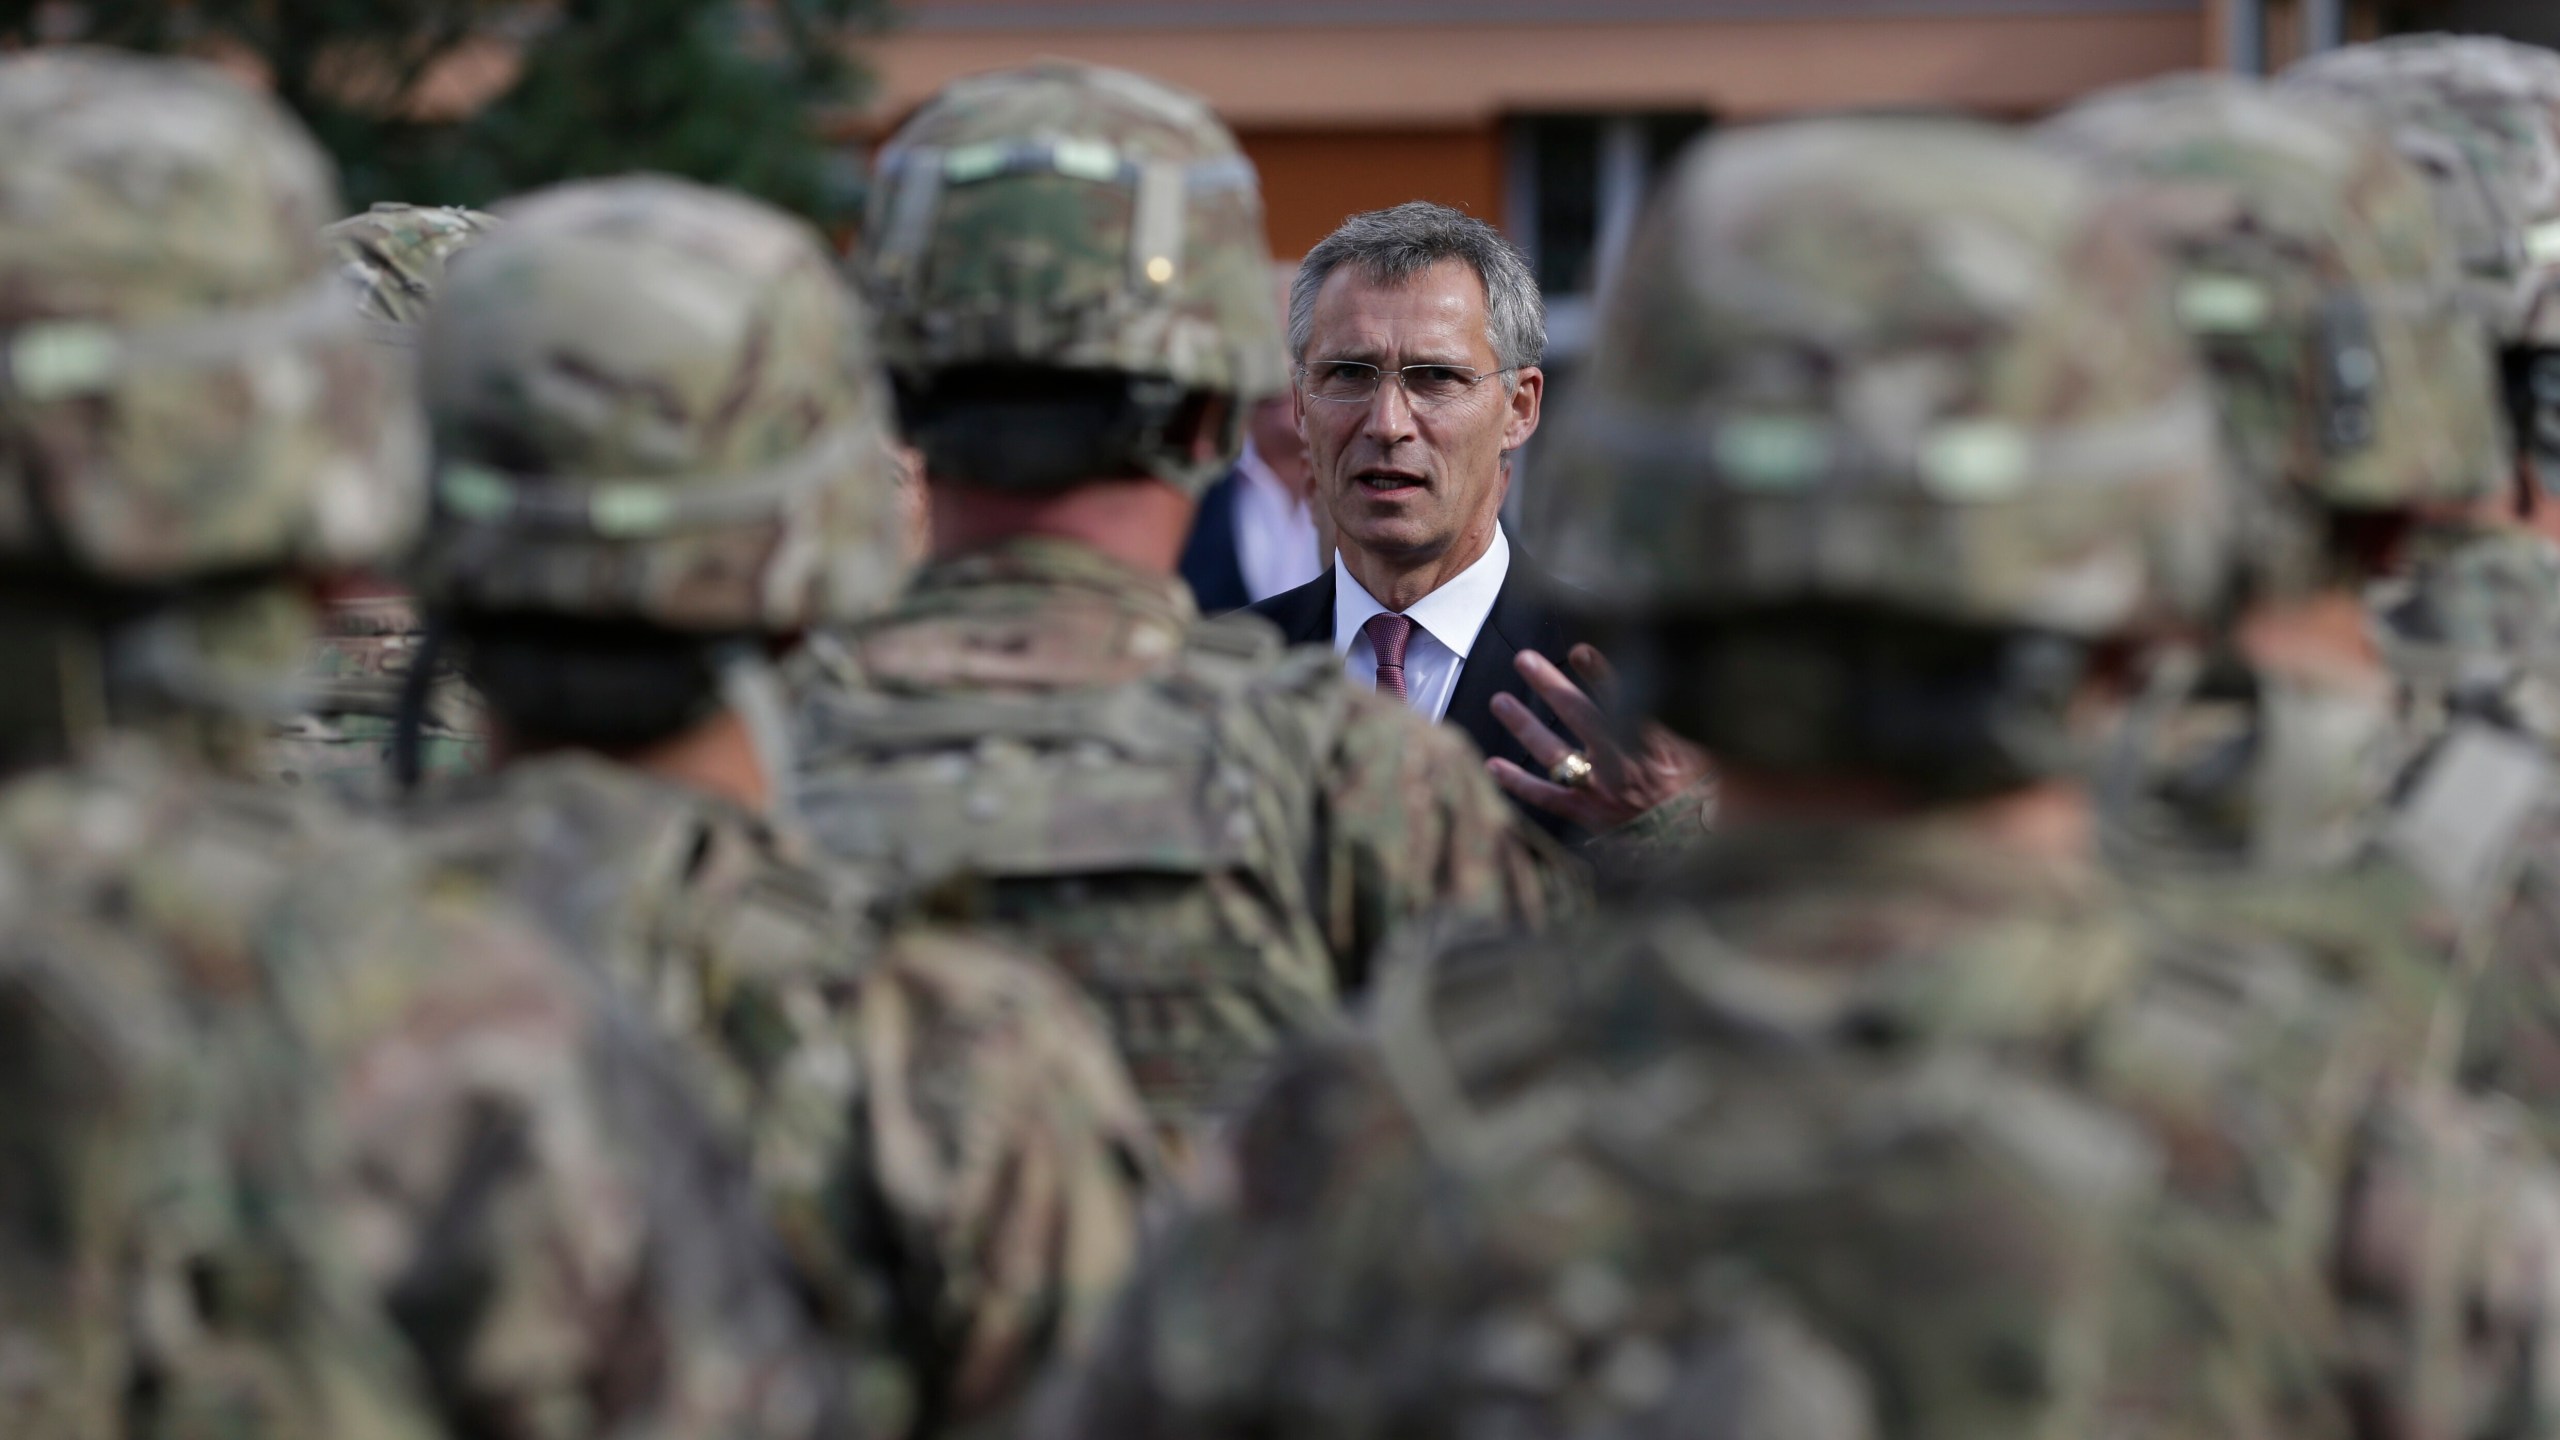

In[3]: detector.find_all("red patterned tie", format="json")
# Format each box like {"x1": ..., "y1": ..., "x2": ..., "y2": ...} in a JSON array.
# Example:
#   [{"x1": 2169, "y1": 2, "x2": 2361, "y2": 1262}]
[{"x1": 1364, "y1": 612, "x2": 1416, "y2": 701}]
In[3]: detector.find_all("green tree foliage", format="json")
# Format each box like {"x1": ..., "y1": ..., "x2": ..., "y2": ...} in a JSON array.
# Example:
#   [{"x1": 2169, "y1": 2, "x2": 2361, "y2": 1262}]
[{"x1": 0, "y1": 0, "x2": 885, "y2": 222}]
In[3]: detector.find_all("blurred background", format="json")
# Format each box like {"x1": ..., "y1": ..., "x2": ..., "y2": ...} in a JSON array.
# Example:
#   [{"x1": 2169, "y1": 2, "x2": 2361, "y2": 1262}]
[
  {"x1": 4, "y1": 1, "x2": 2540, "y2": 347},
  {"x1": 3, "y1": 0, "x2": 2544, "y2": 349},
  {"x1": 2, "y1": 0, "x2": 2531, "y2": 499}
]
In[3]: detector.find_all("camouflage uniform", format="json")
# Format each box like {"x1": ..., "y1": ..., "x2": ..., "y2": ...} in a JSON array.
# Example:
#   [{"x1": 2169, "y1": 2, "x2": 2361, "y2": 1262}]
[
  {"x1": 2270, "y1": 42, "x2": 2560, "y2": 1164},
  {"x1": 265, "y1": 202, "x2": 500, "y2": 801},
  {"x1": 2048, "y1": 75, "x2": 2560, "y2": 1435},
  {"x1": 0, "y1": 51, "x2": 840, "y2": 1439},
  {"x1": 400, "y1": 176, "x2": 1158, "y2": 1434},
  {"x1": 798, "y1": 62, "x2": 1581, "y2": 1137}
]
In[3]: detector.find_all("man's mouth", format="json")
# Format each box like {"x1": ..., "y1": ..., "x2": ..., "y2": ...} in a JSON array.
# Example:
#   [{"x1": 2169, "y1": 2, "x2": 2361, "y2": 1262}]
[{"x1": 1354, "y1": 468, "x2": 1426, "y2": 496}]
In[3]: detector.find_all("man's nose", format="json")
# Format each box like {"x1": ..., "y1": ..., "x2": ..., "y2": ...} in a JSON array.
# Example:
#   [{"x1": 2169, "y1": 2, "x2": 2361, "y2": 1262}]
[{"x1": 1359, "y1": 372, "x2": 1420, "y2": 444}]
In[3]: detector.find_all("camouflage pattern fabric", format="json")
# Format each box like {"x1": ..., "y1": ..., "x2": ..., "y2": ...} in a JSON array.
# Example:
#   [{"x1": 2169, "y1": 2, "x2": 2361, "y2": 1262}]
[
  {"x1": 1040, "y1": 820, "x2": 2560, "y2": 1440},
  {"x1": 792, "y1": 536, "x2": 1583, "y2": 1139},
  {"x1": 0, "y1": 49, "x2": 424, "y2": 583},
  {"x1": 266, "y1": 592, "x2": 486, "y2": 801},
  {"x1": 858, "y1": 61, "x2": 1287, "y2": 495},
  {"x1": 2283, "y1": 35, "x2": 2560, "y2": 346},
  {"x1": 2044, "y1": 74, "x2": 2506, "y2": 600},
  {"x1": 403, "y1": 752, "x2": 1158, "y2": 1435},
  {"x1": 327, "y1": 202, "x2": 503, "y2": 331},
  {"x1": 2375, "y1": 523, "x2": 2560, "y2": 745},
  {"x1": 415, "y1": 176, "x2": 908, "y2": 634},
  {"x1": 0, "y1": 740, "x2": 843, "y2": 1440},
  {"x1": 1527, "y1": 115, "x2": 2232, "y2": 635},
  {"x1": 264, "y1": 202, "x2": 505, "y2": 802}
]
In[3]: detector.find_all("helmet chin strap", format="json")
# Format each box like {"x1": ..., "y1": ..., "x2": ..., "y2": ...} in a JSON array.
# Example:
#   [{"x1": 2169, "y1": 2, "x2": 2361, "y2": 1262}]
[{"x1": 713, "y1": 641, "x2": 798, "y2": 826}]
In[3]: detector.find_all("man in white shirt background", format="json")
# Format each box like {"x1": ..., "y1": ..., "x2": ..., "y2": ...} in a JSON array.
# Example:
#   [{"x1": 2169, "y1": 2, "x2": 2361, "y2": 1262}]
[
  {"x1": 1178, "y1": 264, "x2": 1324, "y2": 611},
  {"x1": 1247, "y1": 202, "x2": 1703, "y2": 840}
]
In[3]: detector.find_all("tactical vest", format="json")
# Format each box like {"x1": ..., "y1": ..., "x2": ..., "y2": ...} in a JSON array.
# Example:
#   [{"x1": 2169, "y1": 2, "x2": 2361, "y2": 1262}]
[
  {"x1": 402, "y1": 755, "x2": 894, "y2": 1328},
  {"x1": 796, "y1": 612, "x2": 1347, "y2": 1125},
  {"x1": 1355, "y1": 907, "x2": 2161, "y2": 1440},
  {"x1": 0, "y1": 746, "x2": 459, "y2": 1440}
]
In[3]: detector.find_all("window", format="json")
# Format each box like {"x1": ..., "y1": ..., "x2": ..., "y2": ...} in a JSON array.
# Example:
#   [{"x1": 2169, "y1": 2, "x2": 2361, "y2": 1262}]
[{"x1": 1505, "y1": 111, "x2": 1712, "y2": 356}]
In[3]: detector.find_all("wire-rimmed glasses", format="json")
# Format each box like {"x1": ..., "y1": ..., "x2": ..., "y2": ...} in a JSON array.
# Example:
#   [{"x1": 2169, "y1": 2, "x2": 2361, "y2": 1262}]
[{"x1": 1298, "y1": 360, "x2": 1519, "y2": 409}]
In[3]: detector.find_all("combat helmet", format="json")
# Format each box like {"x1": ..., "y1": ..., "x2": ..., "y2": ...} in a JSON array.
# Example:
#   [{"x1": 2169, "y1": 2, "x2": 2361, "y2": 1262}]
[
  {"x1": 2043, "y1": 74, "x2": 2506, "y2": 598},
  {"x1": 858, "y1": 61, "x2": 1286, "y2": 494},
  {"x1": 413, "y1": 175, "x2": 907, "y2": 637},
  {"x1": 2285, "y1": 35, "x2": 2560, "y2": 347},
  {"x1": 327, "y1": 202, "x2": 503, "y2": 332},
  {"x1": 0, "y1": 49, "x2": 425, "y2": 585},
  {"x1": 1529, "y1": 118, "x2": 2231, "y2": 791}
]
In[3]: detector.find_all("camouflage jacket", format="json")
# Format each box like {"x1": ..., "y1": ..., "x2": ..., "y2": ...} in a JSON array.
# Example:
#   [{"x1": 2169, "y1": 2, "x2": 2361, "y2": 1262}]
[
  {"x1": 402, "y1": 753, "x2": 1157, "y2": 1434},
  {"x1": 791, "y1": 537, "x2": 1583, "y2": 1130},
  {"x1": 2367, "y1": 523, "x2": 2560, "y2": 1156},
  {"x1": 1040, "y1": 818, "x2": 2560, "y2": 1440},
  {"x1": 265, "y1": 590, "x2": 485, "y2": 803},
  {"x1": 0, "y1": 738, "x2": 836, "y2": 1440}
]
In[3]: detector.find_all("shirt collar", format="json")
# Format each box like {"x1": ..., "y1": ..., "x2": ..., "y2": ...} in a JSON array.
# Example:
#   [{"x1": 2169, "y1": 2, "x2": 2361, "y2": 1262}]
[{"x1": 1332, "y1": 523, "x2": 1511, "y2": 657}]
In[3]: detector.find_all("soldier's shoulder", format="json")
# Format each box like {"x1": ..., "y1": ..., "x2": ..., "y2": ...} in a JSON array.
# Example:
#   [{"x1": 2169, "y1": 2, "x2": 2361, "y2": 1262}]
[{"x1": 422, "y1": 753, "x2": 879, "y2": 975}]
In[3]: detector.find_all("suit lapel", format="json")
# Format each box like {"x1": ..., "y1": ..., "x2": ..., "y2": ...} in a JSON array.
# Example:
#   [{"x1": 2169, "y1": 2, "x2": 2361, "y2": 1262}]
[
  {"x1": 1248, "y1": 571, "x2": 1335, "y2": 646},
  {"x1": 1444, "y1": 570, "x2": 1527, "y2": 767}
]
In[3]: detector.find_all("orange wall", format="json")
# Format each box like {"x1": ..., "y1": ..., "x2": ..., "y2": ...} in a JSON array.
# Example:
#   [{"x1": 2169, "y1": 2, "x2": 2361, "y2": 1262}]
[
  {"x1": 1240, "y1": 127, "x2": 1503, "y2": 259},
  {"x1": 862, "y1": 13, "x2": 2208, "y2": 128}
]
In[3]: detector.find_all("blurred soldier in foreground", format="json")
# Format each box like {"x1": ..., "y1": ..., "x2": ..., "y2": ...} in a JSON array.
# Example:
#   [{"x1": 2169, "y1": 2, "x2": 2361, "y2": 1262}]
[
  {"x1": 2045, "y1": 73, "x2": 2560, "y2": 1437},
  {"x1": 795, "y1": 61, "x2": 1581, "y2": 1153},
  {"x1": 0, "y1": 50, "x2": 842, "y2": 1439},
  {"x1": 264, "y1": 202, "x2": 500, "y2": 799},
  {"x1": 399, "y1": 173, "x2": 1156, "y2": 1435}
]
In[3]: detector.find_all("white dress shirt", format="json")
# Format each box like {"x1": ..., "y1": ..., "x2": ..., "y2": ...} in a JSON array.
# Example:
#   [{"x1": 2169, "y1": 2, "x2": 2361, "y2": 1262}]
[
  {"x1": 1230, "y1": 438, "x2": 1324, "y2": 604},
  {"x1": 1334, "y1": 524, "x2": 1511, "y2": 722}
]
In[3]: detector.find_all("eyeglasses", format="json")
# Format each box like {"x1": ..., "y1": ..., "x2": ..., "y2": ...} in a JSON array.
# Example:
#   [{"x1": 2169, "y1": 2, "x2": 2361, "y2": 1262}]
[{"x1": 1298, "y1": 360, "x2": 1518, "y2": 409}]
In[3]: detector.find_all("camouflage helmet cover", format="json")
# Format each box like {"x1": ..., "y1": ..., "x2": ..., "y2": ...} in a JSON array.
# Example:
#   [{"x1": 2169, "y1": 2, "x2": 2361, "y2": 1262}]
[
  {"x1": 2284, "y1": 34, "x2": 2560, "y2": 347},
  {"x1": 860, "y1": 61, "x2": 1287, "y2": 411},
  {"x1": 2042, "y1": 74, "x2": 2506, "y2": 595},
  {"x1": 1532, "y1": 117, "x2": 2232, "y2": 637},
  {"x1": 0, "y1": 49, "x2": 425, "y2": 583},
  {"x1": 414, "y1": 175, "x2": 907, "y2": 634},
  {"x1": 326, "y1": 202, "x2": 503, "y2": 331}
]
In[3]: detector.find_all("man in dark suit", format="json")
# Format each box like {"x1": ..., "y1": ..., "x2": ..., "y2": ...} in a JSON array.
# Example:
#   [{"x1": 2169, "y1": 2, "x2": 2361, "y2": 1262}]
[
  {"x1": 1179, "y1": 398, "x2": 1322, "y2": 613},
  {"x1": 1251, "y1": 202, "x2": 1706, "y2": 841}
]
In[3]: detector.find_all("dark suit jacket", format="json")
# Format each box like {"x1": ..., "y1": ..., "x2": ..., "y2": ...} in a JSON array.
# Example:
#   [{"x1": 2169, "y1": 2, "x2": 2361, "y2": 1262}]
[
  {"x1": 1248, "y1": 549, "x2": 1599, "y2": 841},
  {"x1": 1177, "y1": 468, "x2": 1253, "y2": 615}
]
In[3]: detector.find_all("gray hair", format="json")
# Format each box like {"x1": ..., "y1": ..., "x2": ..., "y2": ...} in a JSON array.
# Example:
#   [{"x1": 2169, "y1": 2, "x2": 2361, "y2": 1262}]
[{"x1": 1288, "y1": 202, "x2": 1546, "y2": 373}]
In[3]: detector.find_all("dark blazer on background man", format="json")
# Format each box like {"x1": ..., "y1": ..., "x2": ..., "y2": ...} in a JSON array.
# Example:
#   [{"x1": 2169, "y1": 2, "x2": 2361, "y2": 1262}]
[
  {"x1": 1176, "y1": 467, "x2": 1253, "y2": 615},
  {"x1": 1247, "y1": 550, "x2": 1600, "y2": 841}
]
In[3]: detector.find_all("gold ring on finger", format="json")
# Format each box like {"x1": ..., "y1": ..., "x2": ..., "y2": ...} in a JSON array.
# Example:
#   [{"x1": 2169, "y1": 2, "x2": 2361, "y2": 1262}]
[{"x1": 1549, "y1": 751, "x2": 1595, "y2": 789}]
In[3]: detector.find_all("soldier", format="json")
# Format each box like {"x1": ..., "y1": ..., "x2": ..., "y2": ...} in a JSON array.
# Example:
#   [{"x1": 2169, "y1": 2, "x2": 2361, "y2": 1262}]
[
  {"x1": 795, "y1": 61, "x2": 1583, "y2": 1148},
  {"x1": 0, "y1": 50, "x2": 842, "y2": 1439},
  {"x1": 2276, "y1": 38, "x2": 2560, "y2": 767},
  {"x1": 1036, "y1": 114, "x2": 2560, "y2": 1440},
  {"x1": 2038, "y1": 73, "x2": 2509, "y2": 972},
  {"x1": 2273, "y1": 39, "x2": 2560, "y2": 1168},
  {"x1": 266, "y1": 202, "x2": 501, "y2": 799},
  {"x1": 396, "y1": 173, "x2": 1158, "y2": 1435},
  {"x1": 2039, "y1": 73, "x2": 2560, "y2": 1436},
  {"x1": 2076, "y1": 59, "x2": 2560, "y2": 1158}
]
